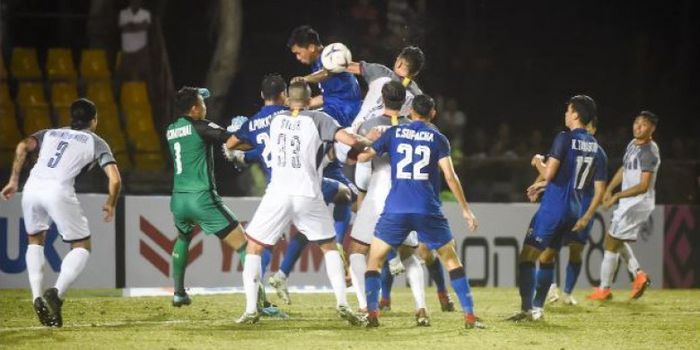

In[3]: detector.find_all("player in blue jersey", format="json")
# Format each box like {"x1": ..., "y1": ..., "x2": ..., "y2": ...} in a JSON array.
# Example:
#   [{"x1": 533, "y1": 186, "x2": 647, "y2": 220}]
[
  {"x1": 356, "y1": 95, "x2": 484, "y2": 329},
  {"x1": 287, "y1": 25, "x2": 362, "y2": 127},
  {"x1": 538, "y1": 118, "x2": 608, "y2": 305},
  {"x1": 508, "y1": 95, "x2": 603, "y2": 322}
]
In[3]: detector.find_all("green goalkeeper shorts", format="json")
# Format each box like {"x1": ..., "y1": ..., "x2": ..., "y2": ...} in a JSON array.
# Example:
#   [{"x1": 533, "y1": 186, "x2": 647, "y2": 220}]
[{"x1": 170, "y1": 191, "x2": 239, "y2": 238}]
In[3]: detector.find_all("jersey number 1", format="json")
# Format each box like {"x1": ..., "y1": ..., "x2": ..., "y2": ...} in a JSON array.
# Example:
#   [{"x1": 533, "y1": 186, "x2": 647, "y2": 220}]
[{"x1": 174, "y1": 142, "x2": 182, "y2": 175}]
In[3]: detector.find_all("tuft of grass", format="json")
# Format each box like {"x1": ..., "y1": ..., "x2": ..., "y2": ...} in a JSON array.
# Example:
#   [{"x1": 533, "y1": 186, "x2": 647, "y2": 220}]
[{"x1": 1, "y1": 288, "x2": 699, "y2": 349}]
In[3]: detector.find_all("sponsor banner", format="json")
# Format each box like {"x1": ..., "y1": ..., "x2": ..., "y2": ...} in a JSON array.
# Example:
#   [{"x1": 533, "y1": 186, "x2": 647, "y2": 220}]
[
  {"x1": 663, "y1": 205, "x2": 700, "y2": 288},
  {"x1": 0, "y1": 194, "x2": 116, "y2": 288},
  {"x1": 124, "y1": 196, "x2": 664, "y2": 289}
]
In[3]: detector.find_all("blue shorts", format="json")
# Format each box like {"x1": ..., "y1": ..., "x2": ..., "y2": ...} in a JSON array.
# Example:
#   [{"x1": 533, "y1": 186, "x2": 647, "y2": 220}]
[
  {"x1": 322, "y1": 100, "x2": 361, "y2": 128},
  {"x1": 374, "y1": 213, "x2": 453, "y2": 250},
  {"x1": 321, "y1": 178, "x2": 340, "y2": 204},
  {"x1": 561, "y1": 218, "x2": 593, "y2": 246},
  {"x1": 524, "y1": 208, "x2": 577, "y2": 251}
]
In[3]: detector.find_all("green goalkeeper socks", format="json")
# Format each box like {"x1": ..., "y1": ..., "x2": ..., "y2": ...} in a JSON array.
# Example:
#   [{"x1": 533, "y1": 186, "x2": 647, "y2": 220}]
[{"x1": 171, "y1": 236, "x2": 190, "y2": 295}]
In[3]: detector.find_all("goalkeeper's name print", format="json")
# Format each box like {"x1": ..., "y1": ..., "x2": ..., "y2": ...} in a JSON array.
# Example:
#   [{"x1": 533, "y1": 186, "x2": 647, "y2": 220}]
[{"x1": 166, "y1": 124, "x2": 192, "y2": 140}]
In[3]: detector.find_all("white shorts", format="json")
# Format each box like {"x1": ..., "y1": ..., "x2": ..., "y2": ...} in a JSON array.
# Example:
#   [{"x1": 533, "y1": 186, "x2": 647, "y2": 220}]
[
  {"x1": 351, "y1": 190, "x2": 418, "y2": 247},
  {"x1": 245, "y1": 193, "x2": 334, "y2": 247},
  {"x1": 21, "y1": 182, "x2": 90, "y2": 242},
  {"x1": 609, "y1": 204, "x2": 653, "y2": 241}
]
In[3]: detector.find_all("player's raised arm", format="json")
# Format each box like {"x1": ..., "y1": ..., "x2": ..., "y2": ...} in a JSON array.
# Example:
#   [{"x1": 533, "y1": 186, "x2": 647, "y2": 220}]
[{"x1": 1, "y1": 136, "x2": 40, "y2": 200}]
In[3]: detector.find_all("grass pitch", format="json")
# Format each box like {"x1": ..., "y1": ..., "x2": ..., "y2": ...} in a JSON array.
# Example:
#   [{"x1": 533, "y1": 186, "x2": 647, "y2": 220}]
[{"x1": 1, "y1": 287, "x2": 699, "y2": 349}]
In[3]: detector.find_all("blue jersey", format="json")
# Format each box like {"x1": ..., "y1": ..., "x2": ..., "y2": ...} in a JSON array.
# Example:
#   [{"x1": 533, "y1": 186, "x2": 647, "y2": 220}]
[
  {"x1": 311, "y1": 58, "x2": 362, "y2": 127},
  {"x1": 540, "y1": 128, "x2": 602, "y2": 219},
  {"x1": 372, "y1": 120, "x2": 451, "y2": 215},
  {"x1": 234, "y1": 105, "x2": 287, "y2": 182}
]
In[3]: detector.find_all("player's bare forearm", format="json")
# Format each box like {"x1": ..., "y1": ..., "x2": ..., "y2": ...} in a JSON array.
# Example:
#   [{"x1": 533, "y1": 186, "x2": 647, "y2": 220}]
[
  {"x1": 439, "y1": 157, "x2": 470, "y2": 212},
  {"x1": 8, "y1": 138, "x2": 37, "y2": 184},
  {"x1": 543, "y1": 157, "x2": 561, "y2": 182},
  {"x1": 605, "y1": 166, "x2": 624, "y2": 194},
  {"x1": 309, "y1": 95, "x2": 324, "y2": 109},
  {"x1": 582, "y1": 181, "x2": 606, "y2": 220},
  {"x1": 356, "y1": 148, "x2": 376, "y2": 163},
  {"x1": 614, "y1": 171, "x2": 652, "y2": 200},
  {"x1": 345, "y1": 62, "x2": 361, "y2": 75},
  {"x1": 103, "y1": 164, "x2": 122, "y2": 208},
  {"x1": 303, "y1": 69, "x2": 331, "y2": 83},
  {"x1": 225, "y1": 135, "x2": 252, "y2": 151}
]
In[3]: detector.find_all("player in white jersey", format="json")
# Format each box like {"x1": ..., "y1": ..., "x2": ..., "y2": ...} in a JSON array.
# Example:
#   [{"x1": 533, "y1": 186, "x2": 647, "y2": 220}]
[
  {"x1": 235, "y1": 81, "x2": 370, "y2": 325},
  {"x1": 587, "y1": 111, "x2": 660, "y2": 301},
  {"x1": 347, "y1": 81, "x2": 433, "y2": 324},
  {"x1": 1, "y1": 99, "x2": 121, "y2": 327}
]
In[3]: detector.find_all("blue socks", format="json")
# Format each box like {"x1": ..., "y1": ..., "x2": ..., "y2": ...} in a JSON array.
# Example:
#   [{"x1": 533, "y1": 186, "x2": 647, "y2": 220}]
[
  {"x1": 533, "y1": 263, "x2": 555, "y2": 308},
  {"x1": 564, "y1": 262, "x2": 582, "y2": 294},
  {"x1": 280, "y1": 233, "x2": 308, "y2": 276},
  {"x1": 365, "y1": 270, "x2": 381, "y2": 312},
  {"x1": 333, "y1": 203, "x2": 352, "y2": 244},
  {"x1": 449, "y1": 268, "x2": 475, "y2": 314},
  {"x1": 380, "y1": 260, "x2": 394, "y2": 301},
  {"x1": 518, "y1": 261, "x2": 536, "y2": 311},
  {"x1": 427, "y1": 259, "x2": 448, "y2": 293},
  {"x1": 260, "y1": 247, "x2": 272, "y2": 278}
]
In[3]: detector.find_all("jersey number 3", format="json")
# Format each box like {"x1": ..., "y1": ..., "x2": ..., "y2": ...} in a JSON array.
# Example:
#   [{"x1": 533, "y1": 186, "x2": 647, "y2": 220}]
[
  {"x1": 47, "y1": 141, "x2": 69, "y2": 168},
  {"x1": 396, "y1": 143, "x2": 430, "y2": 180}
]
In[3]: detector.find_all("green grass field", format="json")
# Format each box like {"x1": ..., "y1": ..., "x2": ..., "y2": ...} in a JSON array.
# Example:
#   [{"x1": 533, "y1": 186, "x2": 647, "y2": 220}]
[{"x1": 1, "y1": 287, "x2": 699, "y2": 349}]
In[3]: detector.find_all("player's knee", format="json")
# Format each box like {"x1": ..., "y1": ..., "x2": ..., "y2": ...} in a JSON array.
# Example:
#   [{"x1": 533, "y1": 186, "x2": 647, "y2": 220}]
[
  {"x1": 333, "y1": 185, "x2": 352, "y2": 205},
  {"x1": 603, "y1": 232, "x2": 622, "y2": 252},
  {"x1": 519, "y1": 244, "x2": 541, "y2": 263}
]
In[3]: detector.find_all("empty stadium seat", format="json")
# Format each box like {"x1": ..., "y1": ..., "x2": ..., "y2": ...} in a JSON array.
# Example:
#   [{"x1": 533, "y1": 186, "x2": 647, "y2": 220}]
[
  {"x1": 22, "y1": 106, "x2": 52, "y2": 135},
  {"x1": 50, "y1": 82, "x2": 78, "y2": 107},
  {"x1": 10, "y1": 48, "x2": 42, "y2": 80},
  {"x1": 80, "y1": 49, "x2": 111, "y2": 80},
  {"x1": 17, "y1": 82, "x2": 48, "y2": 107},
  {"x1": 0, "y1": 83, "x2": 11, "y2": 106},
  {"x1": 0, "y1": 104, "x2": 22, "y2": 167},
  {"x1": 120, "y1": 81, "x2": 151, "y2": 110},
  {"x1": 0, "y1": 54, "x2": 7, "y2": 81},
  {"x1": 99, "y1": 127, "x2": 132, "y2": 171},
  {"x1": 86, "y1": 81, "x2": 116, "y2": 107},
  {"x1": 46, "y1": 48, "x2": 77, "y2": 80}
]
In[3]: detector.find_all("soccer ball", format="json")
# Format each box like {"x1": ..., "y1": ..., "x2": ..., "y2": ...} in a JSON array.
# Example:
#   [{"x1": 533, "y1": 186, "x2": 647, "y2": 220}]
[{"x1": 320, "y1": 43, "x2": 352, "y2": 73}]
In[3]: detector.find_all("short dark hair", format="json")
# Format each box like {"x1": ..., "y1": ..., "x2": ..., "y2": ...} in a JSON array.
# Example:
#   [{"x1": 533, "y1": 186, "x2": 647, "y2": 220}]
[
  {"x1": 382, "y1": 81, "x2": 406, "y2": 111},
  {"x1": 638, "y1": 110, "x2": 659, "y2": 126},
  {"x1": 287, "y1": 25, "x2": 321, "y2": 48},
  {"x1": 70, "y1": 98, "x2": 97, "y2": 130},
  {"x1": 568, "y1": 95, "x2": 597, "y2": 125},
  {"x1": 261, "y1": 74, "x2": 287, "y2": 100},
  {"x1": 412, "y1": 94, "x2": 435, "y2": 118},
  {"x1": 399, "y1": 46, "x2": 425, "y2": 76},
  {"x1": 175, "y1": 87, "x2": 201, "y2": 116}
]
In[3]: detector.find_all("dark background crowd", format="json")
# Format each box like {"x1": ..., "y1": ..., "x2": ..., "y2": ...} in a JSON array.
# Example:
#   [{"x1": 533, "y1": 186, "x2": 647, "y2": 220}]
[{"x1": 1, "y1": 0, "x2": 698, "y2": 203}]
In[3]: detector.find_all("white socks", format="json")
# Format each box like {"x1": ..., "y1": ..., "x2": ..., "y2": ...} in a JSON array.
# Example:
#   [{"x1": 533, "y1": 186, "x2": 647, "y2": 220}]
[
  {"x1": 243, "y1": 254, "x2": 261, "y2": 314},
  {"x1": 349, "y1": 253, "x2": 367, "y2": 310},
  {"x1": 403, "y1": 255, "x2": 426, "y2": 310},
  {"x1": 324, "y1": 250, "x2": 348, "y2": 307},
  {"x1": 599, "y1": 250, "x2": 619, "y2": 289},
  {"x1": 55, "y1": 247, "x2": 90, "y2": 298},
  {"x1": 26, "y1": 244, "x2": 46, "y2": 300},
  {"x1": 619, "y1": 243, "x2": 641, "y2": 275}
]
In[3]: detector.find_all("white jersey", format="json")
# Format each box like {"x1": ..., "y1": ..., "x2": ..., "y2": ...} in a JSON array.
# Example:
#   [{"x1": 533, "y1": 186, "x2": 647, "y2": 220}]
[
  {"x1": 26, "y1": 128, "x2": 115, "y2": 188},
  {"x1": 350, "y1": 62, "x2": 422, "y2": 132},
  {"x1": 266, "y1": 110, "x2": 341, "y2": 198},
  {"x1": 619, "y1": 140, "x2": 660, "y2": 211}
]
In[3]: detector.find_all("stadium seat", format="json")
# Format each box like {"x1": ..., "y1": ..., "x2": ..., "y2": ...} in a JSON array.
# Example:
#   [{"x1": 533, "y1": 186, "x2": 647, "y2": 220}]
[
  {"x1": 0, "y1": 83, "x2": 12, "y2": 106},
  {"x1": 22, "y1": 106, "x2": 52, "y2": 135},
  {"x1": 0, "y1": 104, "x2": 22, "y2": 167},
  {"x1": 46, "y1": 48, "x2": 77, "y2": 80},
  {"x1": 120, "y1": 81, "x2": 151, "y2": 110},
  {"x1": 10, "y1": 47, "x2": 42, "y2": 80},
  {"x1": 0, "y1": 54, "x2": 7, "y2": 81},
  {"x1": 80, "y1": 49, "x2": 111, "y2": 80},
  {"x1": 50, "y1": 82, "x2": 78, "y2": 107},
  {"x1": 17, "y1": 82, "x2": 48, "y2": 107},
  {"x1": 86, "y1": 81, "x2": 116, "y2": 107},
  {"x1": 55, "y1": 107, "x2": 71, "y2": 126}
]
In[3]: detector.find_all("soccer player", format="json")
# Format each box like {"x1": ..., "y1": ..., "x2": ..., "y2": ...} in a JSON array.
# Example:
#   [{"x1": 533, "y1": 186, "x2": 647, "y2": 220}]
[
  {"x1": 356, "y1": 94, "x2": 484, "y2": 329},
  {"x1": 508, "y1": 95, "x2": 602, "y2": 322},
  {"x1": 166, "y1": 87, "x2": 253, "y2": 307},
  {"x1": 528, "y1": 119, "x2": 608, "y2": 305},
  {"x1": 236, "y1": 81, "x2": 369, "y2": 325},
  {"x1": 347, "y1": 81, "x2": 430, "y2": 324},
  {"x1": 288, "y1": 25, "x2": 362, "y2": 128},
  {"x1": 587, "y1": 111, "x2": 659, "y2": 301},
  {"x1": 1, "y1": 98, "x2": 122, "y2": 327}
]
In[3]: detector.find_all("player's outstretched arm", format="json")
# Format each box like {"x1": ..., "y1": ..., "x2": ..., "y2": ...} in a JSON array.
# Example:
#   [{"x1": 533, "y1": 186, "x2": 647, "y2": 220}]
[
  {"x1": 438, "y1": 156, "x2": 478, "y2": 232},
  {"x1": 1, "y1": 137, "x2": 38, "y2": 200},
  {"x1": 224, "y1": 134, "x2": 253, "y2": 152},
  {"x1": 573, "y1": 180, "x2": 606, "y2": 231},
  {"x1": 102, "y1": 163, "x2": 122, "y2": 222},
  {"x1": 334, "y1": 129, "x2": 372, "y2": 163}
]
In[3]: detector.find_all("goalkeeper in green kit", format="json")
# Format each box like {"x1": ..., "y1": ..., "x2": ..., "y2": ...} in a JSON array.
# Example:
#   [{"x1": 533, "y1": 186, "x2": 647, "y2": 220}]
[{"x1": 166, "y1": 87, "x2": 281, "y2": 317}]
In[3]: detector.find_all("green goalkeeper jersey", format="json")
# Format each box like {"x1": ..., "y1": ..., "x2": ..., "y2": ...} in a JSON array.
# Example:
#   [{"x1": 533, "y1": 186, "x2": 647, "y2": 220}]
[{"x1": 166, "y1": 116, "x2": 232, "y2": 193}]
